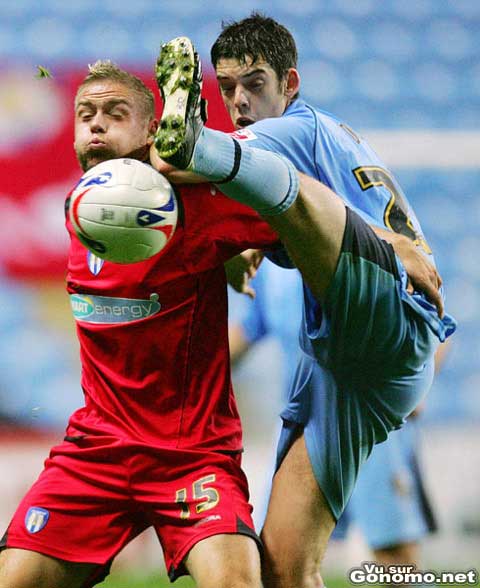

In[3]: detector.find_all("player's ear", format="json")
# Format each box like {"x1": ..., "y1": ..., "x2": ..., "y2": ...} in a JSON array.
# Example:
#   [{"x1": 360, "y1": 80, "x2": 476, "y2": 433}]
[
  {"x1": 147, "y1": 119, "x2": 159, "y2": 145},
  {"x1": 284, "y1": 68, "x2": 300, "y2": 99}
]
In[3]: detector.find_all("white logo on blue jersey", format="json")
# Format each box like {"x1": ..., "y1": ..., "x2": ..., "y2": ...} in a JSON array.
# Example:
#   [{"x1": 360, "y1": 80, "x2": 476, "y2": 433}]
[
  {"x1": 87, "y1": 251, "x2": 105, "y2": 275},
  {"x1": 230, "y1": 128, "x2": 258, "y2": 141},
  {"x1": 25, "y1": 507, "x2": 50, "y2": 533}
]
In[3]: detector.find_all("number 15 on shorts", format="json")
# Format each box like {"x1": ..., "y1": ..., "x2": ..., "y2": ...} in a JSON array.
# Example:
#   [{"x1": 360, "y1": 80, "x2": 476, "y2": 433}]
[{"x1": 175, "y1": 474, "x2": 220, "y2": 519}]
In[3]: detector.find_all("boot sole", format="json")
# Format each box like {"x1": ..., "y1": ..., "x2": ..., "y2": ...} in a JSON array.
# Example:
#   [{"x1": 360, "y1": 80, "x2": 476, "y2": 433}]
[{"x1": 155, "y1": 37, "x2": 196, "y2": 159}]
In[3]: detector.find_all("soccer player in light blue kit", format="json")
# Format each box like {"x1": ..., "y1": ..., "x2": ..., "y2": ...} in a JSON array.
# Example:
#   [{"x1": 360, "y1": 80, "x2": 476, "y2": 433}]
[
  {"x1": 228, "y1": 260, "x2": 437, "y2": 572},
  {"x1": 154, "y1": 16, "x2": 456, "y2": 588}
]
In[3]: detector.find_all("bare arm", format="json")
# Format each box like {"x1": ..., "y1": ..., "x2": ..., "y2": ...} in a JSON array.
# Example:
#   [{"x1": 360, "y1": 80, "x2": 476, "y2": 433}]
[
  {"x1": 372, "y1": 226, "x2": 444, "y2": 317},
  {"x1": 228, "y1": 324, "x2": 252, "y2": 366},
  {"x1": 224, "y1": 249, "x2": 264, "y2": 299}
]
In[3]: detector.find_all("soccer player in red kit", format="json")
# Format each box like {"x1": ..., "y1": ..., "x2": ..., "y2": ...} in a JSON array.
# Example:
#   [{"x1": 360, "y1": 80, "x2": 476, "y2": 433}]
[{"x1": 0, "y1": 62, "x2": 277, "y2": 588}]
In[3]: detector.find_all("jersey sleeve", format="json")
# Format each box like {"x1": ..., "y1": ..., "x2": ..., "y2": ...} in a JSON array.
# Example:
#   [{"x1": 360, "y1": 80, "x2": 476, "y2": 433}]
[
  {"x1": 239, "y1": 108, "x2": 429, "y2": 253},
  {"x1": 233, "y1": 111, "x2": 320, "y2": 181},
  {"x1": 311, "y1": 120, "x2": 431, "y2": 251},
  {"x1": 243, "y1": 110, "x2": 385, "y2": 224}
]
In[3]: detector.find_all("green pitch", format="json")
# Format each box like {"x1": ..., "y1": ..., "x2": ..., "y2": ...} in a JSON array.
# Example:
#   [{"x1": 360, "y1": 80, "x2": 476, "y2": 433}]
[
  {"x1": 99, "y1": 572, "x2": 355, "y2": 588},
  {"x1": 99, "y1": 571, "x2": 477, "y2": 588},
  {"x1": 99, "y1": 572, "x2": 194, "y2": 588}
]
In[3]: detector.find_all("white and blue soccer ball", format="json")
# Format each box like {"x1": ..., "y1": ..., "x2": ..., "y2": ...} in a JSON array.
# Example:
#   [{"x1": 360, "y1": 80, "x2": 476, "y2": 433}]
[{"x1": 69, "y1": 158, "x2": 178, "y2": 264}]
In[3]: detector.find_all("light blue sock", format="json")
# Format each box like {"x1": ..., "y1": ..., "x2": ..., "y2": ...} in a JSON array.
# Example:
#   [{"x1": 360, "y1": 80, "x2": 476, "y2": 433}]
[{"x1": 191, "y1": 127, "x2": 299, "y2": 216}]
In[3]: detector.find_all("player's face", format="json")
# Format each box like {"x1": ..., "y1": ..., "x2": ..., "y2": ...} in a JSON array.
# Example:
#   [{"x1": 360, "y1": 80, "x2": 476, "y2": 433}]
[
  {"x1": 216, "y1": 57, "x2": 291, "y2": 129},
  {"x1": 74, "y1": 81, "x2": 155, "y2": 171}
]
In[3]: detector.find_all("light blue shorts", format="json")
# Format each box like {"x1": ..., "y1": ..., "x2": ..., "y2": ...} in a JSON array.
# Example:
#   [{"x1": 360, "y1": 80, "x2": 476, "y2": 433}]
[
  {"x1": 276, "y1": 208, "x2": 450, "y2": 520},
  {"x1": 333, "y1": 420, "x2": 436, "y2": 547}
]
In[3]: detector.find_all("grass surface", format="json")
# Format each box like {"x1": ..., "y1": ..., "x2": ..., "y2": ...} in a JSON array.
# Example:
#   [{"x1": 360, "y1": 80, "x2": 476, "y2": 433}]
[
  {"x1": 98, "y1": 571, "x2": 478, "y2": 588},
  {"x1": 98, "y1": 572, "x2": 366, "y2": 587},
  {"x1": 99, "y1": 573, "x2": 194, "y2": 588}
]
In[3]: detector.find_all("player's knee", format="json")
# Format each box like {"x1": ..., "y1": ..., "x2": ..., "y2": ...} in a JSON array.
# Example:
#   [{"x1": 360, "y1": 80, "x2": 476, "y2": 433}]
[
  {"x1": 219, "y1": 558, "x2": 261, "y2": 588},
  {"x1": 196, "y1": 568, "x2": 260, "y2": 588},
  {"x1": 187, "y1": 534, "x2": 262, "y2": 588},
  {"x1": 262, "y1": 543, "x2": 328, "y2": 587},
  {"x1": 263, "y1": 562, "x2": 325, "y2": 588},
  {"x1": 261, "y1": 535, "x2": 325, "y2": 588},
  {"x1": 225, "y1": 577, "x2": 260, "y2": 588}
]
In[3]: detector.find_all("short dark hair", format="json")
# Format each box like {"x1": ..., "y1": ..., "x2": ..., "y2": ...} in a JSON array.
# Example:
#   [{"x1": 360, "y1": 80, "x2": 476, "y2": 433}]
[{"x1": 211, "y1": 12, "x2": 298, "y2": 84}]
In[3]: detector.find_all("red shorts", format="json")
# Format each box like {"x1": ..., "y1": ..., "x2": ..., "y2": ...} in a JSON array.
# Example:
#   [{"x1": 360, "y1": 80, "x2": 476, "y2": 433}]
[{"x1": 1, "y1": 435, "x2": 259, "y2": 583}]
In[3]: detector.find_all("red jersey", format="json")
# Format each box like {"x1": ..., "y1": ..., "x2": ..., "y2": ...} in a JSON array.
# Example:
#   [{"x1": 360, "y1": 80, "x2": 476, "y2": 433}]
[{"x1": 65, "y1": 183, "x2": 278, "y2": 452}]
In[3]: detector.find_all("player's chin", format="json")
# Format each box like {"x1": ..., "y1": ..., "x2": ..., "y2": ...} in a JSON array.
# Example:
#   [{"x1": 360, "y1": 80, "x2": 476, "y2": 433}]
[
  {"x1": 81, "y1": 148, "x2": 118, "y2": 171},
  {"x1": 235, "y1": 117, "x2": 255, "y2": 128}
]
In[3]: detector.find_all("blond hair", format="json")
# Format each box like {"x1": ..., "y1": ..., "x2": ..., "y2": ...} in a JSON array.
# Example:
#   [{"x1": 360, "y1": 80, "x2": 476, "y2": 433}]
[{"x1": 75, "y1": 60, "x2": 155, "y2": 119}]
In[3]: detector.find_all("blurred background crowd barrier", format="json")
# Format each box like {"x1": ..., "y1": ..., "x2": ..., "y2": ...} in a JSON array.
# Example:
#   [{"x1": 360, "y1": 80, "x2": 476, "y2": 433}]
[{"x1": 0, "y1": 0, "x2": 479, "y2": 577}]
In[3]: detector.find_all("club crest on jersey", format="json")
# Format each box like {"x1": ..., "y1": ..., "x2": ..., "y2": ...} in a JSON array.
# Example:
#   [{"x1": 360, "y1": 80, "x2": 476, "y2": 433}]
[
  {"x1": 87, "y1": 251, "x2": 105, "y2": 275},
  {"x1": 230, "y1": 128, "x2": 257, "y2": 141},
  {"x1": 25, "y1": 507, "x2": 50, "y2": 533}
]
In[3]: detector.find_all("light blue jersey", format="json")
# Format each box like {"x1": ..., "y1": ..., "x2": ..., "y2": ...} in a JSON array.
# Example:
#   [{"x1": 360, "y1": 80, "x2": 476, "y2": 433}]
[
  {"x1": 234, "y1": 100, "x2": 456, "y2": 518},
  {"x1": 239, "y1": 99, "x2": 455, "y2": 350}
]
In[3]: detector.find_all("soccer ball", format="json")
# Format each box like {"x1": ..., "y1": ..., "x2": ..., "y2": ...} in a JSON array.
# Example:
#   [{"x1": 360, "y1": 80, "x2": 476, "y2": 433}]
[{"x1": 69, "y1": 158, "x2": 178, "y2": 264}]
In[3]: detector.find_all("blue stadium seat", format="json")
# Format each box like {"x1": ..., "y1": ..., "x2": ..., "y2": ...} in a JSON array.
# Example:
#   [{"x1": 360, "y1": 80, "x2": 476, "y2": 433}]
[{"x1": 1, "y1": 1, "x2": 478, "y2": 130}]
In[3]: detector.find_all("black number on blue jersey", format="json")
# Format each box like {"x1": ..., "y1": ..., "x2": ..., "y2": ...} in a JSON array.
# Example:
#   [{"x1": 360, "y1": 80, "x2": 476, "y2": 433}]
[{"x1": 353, "y1": 166, "x2": 431, "y2": 254}]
